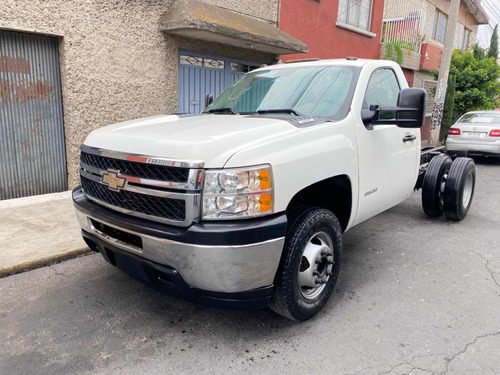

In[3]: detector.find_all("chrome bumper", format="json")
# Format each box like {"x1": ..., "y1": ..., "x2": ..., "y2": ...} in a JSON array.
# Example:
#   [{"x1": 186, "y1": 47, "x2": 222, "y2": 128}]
[
  {"x1": 446, "y1": 139, "x2": 500, "y2": 156},
  {"x1": 74, "y1": 207, "x2": 285, "y2": 294}
]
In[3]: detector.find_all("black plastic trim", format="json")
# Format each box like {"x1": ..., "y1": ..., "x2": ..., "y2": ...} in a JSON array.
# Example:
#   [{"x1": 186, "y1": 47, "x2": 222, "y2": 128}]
[
  {"x1": 82, "y1": 231, "x2": 272, "y2": 309},
  {"x1": 73, "y1": 187, "x2": 287, "y2": 246}
]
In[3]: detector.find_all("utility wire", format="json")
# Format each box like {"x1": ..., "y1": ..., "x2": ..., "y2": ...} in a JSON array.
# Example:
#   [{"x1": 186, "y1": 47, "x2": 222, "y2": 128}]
[
  {"x1": 482, "y1": 0, "x2": 500, "y2": 21},
  {"x1": 477, "y1": 0, "x2": 500, "y2": 48}
]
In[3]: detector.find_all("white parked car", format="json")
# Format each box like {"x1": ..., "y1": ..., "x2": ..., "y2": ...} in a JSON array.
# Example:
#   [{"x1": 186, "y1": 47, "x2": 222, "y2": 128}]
[
  {"x1": 73, "y1": 59, "x2": 476, "y2": 321},
  {"x1": 446, "y1": 111, "x2": 500, "y2": 157}
]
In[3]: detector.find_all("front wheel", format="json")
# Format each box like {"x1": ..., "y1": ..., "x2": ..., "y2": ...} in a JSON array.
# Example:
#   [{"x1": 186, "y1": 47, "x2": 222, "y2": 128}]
[{"x1": 270, "y1": 207, "x2": 342, "y2": 321}]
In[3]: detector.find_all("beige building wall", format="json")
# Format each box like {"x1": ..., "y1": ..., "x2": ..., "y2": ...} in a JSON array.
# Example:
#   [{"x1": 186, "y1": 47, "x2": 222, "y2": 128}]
[
  {"x1": 422, "y1": 0, "x2": 479, "y2": 51},
  {"x1": 0, "y1": 0, "x2": 278, "y2": 188},
  {"x1": 414, "y1": 70, "x2": 435, "y2": 89}
]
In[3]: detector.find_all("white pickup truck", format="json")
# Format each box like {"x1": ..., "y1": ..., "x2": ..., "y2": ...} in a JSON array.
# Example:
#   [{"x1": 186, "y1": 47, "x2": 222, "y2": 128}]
[{"x1": 73, "y1": 59, "x2": 476, "y2": 321}]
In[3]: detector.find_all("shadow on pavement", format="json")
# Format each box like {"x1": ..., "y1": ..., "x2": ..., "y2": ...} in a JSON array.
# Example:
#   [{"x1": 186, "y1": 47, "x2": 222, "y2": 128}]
[{"x1": 469, "y1": 155, "x2": 500, "y2": 165}]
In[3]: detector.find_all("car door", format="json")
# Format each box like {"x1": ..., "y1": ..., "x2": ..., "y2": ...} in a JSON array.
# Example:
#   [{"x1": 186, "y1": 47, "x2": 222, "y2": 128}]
[{"x1": 353, "y1": 67, "x2": 420, "y2": 225}]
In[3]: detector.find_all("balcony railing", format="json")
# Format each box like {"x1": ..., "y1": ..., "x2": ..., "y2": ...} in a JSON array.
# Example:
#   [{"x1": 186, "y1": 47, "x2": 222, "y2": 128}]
[{"x1": 382, "y1": 0, "x2": 426, "y2": 54}]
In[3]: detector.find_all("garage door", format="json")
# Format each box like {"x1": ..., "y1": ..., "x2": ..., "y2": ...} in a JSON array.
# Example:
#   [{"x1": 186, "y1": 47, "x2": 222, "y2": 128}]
[
  {"x1": 178, "y1": 50, "x2": 262, "y2": 114},
  {"x1": 0, "y1": 30, "x2": 66, "y2": 200}
]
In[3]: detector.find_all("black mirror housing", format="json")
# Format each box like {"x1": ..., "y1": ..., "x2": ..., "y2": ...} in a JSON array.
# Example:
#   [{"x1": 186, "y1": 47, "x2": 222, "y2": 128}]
[
  {"x1": 205, "y1": 94, "x2": 214, "y2": 108},
  {"x1": 395, "y1": 88, "x2": 426, "y2": 128},
  {"x1": 362, "y1": 88, "x2": 426, "y2": 128}
]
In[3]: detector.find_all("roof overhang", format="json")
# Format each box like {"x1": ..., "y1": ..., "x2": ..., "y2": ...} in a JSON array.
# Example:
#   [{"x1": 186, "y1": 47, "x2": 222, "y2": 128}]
[
  {"x1": 463, "y1": 0, "x2": 488, "y2": 25},
  {"x1": 159, "y1": 0, "x2": 308, "y2": 55}
]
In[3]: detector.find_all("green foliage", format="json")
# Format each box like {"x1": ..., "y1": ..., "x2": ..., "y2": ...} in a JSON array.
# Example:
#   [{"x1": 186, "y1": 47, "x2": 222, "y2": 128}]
[
  {"x1": 440, "y1": 74, "x2": 456, "y2": 141},
  {"x1": 473, "y1": 43, "x2": 486, "y2": 60},
  {"x1": 449, "y1": 50, "x2": 500, "y2": 117},
  {"x1": 384, "y1": 43, "x2": 404, "y2": 65},
  {"x1": 396, "y1": 45, "x2": 403, "y2": 64},
  {"x1": 488, "y1": 24, "x2": 498, "y2": 59}
]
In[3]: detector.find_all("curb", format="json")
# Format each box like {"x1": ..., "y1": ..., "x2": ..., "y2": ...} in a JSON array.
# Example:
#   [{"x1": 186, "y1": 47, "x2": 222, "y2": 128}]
[{"x1": 0, "y1": 247, "x2": 93, "y2": 278}]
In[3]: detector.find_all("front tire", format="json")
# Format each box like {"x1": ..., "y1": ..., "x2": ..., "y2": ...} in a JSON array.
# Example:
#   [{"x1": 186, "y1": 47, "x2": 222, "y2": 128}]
[{"x1": 270, "y1": 207, "x2": 342, "y2": 321}]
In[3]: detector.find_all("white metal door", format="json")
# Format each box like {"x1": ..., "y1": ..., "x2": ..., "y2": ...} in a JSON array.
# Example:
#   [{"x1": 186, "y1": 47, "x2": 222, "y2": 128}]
[
  {"x1": 353, "y1": 68, "x2": 419, "y2": 225},
  {"x1": 178, "y1": 51, "x2": 262, "y2": 114}
]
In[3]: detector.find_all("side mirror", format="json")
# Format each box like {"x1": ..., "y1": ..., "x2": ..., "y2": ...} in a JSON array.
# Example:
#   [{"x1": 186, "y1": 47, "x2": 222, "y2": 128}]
[
  {"x1": 205, "y1": 94, "x2": 214, "y2": 108},
  {"x1": 362, "y1": 88, "x2": 426, "y2": 128}
]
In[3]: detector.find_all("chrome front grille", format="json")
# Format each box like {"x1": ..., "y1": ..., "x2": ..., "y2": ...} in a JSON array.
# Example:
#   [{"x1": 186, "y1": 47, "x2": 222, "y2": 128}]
[
  {"x1": 79, "y1": 145, "x2": 204, "y2": 227},
  {"x1": 80, "y1": 152, "x2": 189, "y2": 183},
  {"x1": 81, "y1": 176, "x2": 186, "y2": 221}
]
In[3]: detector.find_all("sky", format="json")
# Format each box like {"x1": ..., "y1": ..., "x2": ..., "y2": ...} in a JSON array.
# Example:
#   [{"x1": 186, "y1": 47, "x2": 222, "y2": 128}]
[{"x1": 476, "y1": 0, "x2": 500, "y2": 48}]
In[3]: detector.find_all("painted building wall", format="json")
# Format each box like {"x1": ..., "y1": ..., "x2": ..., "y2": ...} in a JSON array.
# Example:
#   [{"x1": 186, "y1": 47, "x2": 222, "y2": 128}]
[
  {"x1": 419, "y1": 43, "x2": 443, "y2": 71},
  {"x1": 0, "y1": 0, "x2": 278, "y2": 189},
  {"x1": 422, "y1": 0, "x2": 478, "y2": 51},
  {"x1": 279, "y1": 0, "x2": 385, "y2": 61}
]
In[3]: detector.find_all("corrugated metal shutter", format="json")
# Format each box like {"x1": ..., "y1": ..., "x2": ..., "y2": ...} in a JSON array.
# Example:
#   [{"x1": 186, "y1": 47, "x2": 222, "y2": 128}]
[{"x1": 0, "y1": 30, "x2": 66, "y2": 200}]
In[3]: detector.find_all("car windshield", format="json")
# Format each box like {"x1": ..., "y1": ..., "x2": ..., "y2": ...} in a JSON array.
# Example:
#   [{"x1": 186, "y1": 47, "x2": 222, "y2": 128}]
[
  {"x1": 458, "y1": 113, "x2": 500, "y2": 124},
  {"x1": 205, "y1": 65, "x2": 359, "y2": 120}
]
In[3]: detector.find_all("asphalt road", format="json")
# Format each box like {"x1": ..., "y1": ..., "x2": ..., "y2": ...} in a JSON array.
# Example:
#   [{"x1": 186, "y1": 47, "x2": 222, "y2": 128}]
[{"x1": 1, "y1": 157, "x2": 499, "y2": 375}]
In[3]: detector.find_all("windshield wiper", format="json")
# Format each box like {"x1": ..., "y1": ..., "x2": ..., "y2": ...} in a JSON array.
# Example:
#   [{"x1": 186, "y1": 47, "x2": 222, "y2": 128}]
[
  {"x1": 205, "y1": 107, "x2": 238, "y2": 114},
  {"x1": 256, "y1": 109, "x2": 305, "y2": 116}
]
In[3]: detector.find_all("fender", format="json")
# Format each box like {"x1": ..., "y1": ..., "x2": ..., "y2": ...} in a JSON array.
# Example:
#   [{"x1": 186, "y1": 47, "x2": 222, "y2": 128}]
[{"x1": 224, "y1": 113, "x2": 359, "y2": 231}]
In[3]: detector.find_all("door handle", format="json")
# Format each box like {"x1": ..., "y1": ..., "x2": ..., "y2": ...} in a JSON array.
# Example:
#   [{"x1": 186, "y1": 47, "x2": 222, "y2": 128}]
[{"x1": 403, "y1": 134, "x2": 416, "y2": 143}]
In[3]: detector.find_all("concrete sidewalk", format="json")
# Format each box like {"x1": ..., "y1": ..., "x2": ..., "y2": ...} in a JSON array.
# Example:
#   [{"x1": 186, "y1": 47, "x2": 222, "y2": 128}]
[{"x1": 0, "y1": 191, "x2": 90, "y2": 277}]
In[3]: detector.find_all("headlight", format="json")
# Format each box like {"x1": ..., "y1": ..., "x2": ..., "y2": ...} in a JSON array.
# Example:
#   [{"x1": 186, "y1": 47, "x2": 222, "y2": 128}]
[{"x1": 202, "y1": 165, "x2": 273, "y2": 220}]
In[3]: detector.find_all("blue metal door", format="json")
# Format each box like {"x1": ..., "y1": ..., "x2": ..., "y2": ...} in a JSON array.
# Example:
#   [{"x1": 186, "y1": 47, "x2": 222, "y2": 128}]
[
  {"x1": 0, "y1": 30, "x2": 66, "y2": 200},
  {"x1": 178, "y1": 51, "x2": 262, "y2": 114}
]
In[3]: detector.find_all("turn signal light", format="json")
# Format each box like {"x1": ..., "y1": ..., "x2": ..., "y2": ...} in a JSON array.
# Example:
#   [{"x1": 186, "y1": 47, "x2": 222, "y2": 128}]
[
  {"x1": 258, "y1": 194, "x2": 272, "y2": 213},
  {"x1": 448, "y1": 128, "x2": 461, "y2": 136},
  {"x1": 489, "y1": 129, "x2": 500, "y2": 137}
]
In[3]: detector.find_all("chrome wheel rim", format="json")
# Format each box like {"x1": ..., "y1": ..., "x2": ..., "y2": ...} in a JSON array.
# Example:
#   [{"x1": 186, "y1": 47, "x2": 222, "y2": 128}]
[
  {"x1": 462, "y1": 172, "x2": 473, "y2": 207},
  {"x1": 298, "y1": 231, "x2": 334, "y2": 300}
]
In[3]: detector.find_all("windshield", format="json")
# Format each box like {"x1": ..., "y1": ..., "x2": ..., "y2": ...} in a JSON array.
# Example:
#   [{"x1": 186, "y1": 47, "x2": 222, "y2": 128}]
[
  {"x1": 458, "y1": 112, "x2": 500, "y2": 124},
  {"x1": 205, "y1": 65, "x2": 360, "y2": 120}
]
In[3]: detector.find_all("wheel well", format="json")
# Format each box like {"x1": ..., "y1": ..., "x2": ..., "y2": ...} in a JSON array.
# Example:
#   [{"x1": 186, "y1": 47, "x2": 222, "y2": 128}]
[{"x1": 286, "y1": 175, "x2": 352, "y2": 232}]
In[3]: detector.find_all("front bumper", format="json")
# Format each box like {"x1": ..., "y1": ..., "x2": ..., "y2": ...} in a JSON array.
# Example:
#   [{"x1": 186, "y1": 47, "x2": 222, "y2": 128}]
[{"x1": 73, "y1": 187, "x2": 286, "y2": 307}]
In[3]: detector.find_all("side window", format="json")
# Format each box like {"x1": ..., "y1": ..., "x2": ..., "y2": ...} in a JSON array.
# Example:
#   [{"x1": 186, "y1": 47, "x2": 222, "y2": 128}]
[
  {"x1": 364, "y1": 69, "x2": 400, "y2": 107},
  {"x1": 363, "y1": 68, "x2": 400, "y2": 120}
]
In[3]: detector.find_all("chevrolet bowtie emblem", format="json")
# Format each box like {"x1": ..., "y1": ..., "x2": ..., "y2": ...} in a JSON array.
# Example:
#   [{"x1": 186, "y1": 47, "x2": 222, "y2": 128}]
[{"x1": 102, "y1": 170, "x2": 126, "y2": 192}]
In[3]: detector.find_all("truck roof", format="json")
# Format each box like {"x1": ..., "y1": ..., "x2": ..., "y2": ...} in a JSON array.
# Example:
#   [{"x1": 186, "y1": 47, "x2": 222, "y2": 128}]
[
  {"x1": 462, "y1": 110, "x2": 500, "y2": 114},
  {"x1": 253, "y1": 58, "x2": 398, "y2": 73}
]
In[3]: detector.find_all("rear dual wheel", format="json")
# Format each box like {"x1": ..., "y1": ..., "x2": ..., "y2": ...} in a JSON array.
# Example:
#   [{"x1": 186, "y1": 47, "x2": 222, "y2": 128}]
[
  {"x1": 443, "y1": 157, "x2": 476, "y2": 221},
  {"x1": 422, "y1": 155, "x2": 452, "y2": 217},
  {"x1": 422, "y1": 156, "x2": 476, "y2": 221}
]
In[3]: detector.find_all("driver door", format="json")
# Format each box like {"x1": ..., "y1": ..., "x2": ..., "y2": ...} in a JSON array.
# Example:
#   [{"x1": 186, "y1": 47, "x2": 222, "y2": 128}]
[{"x1": 353, "y1": 67, "x2": 420, "y2": 225}]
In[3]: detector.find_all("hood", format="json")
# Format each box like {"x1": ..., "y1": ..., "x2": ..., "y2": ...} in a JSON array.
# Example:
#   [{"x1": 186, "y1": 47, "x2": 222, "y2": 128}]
[{"x1": 84, "y1": 114, "x2": 297, "y2": 167}]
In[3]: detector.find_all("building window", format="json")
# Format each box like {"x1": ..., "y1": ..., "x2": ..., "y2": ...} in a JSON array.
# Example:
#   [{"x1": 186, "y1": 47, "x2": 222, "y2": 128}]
[
  {"x1": 432, "y1": 10, "x2": 448, "y2": 43},
  {"x1": 337, "y1": 0, "x2": 373, "y2": 32},
  {"x1": 462, "y1": 28, "x2": 470, "y2": 51}
]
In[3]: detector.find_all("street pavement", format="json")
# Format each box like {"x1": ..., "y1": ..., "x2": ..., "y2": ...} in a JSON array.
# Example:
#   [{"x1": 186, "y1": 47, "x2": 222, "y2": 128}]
[{"x1": 0, "y1": 157, "x2": 499, "y2": 375}]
